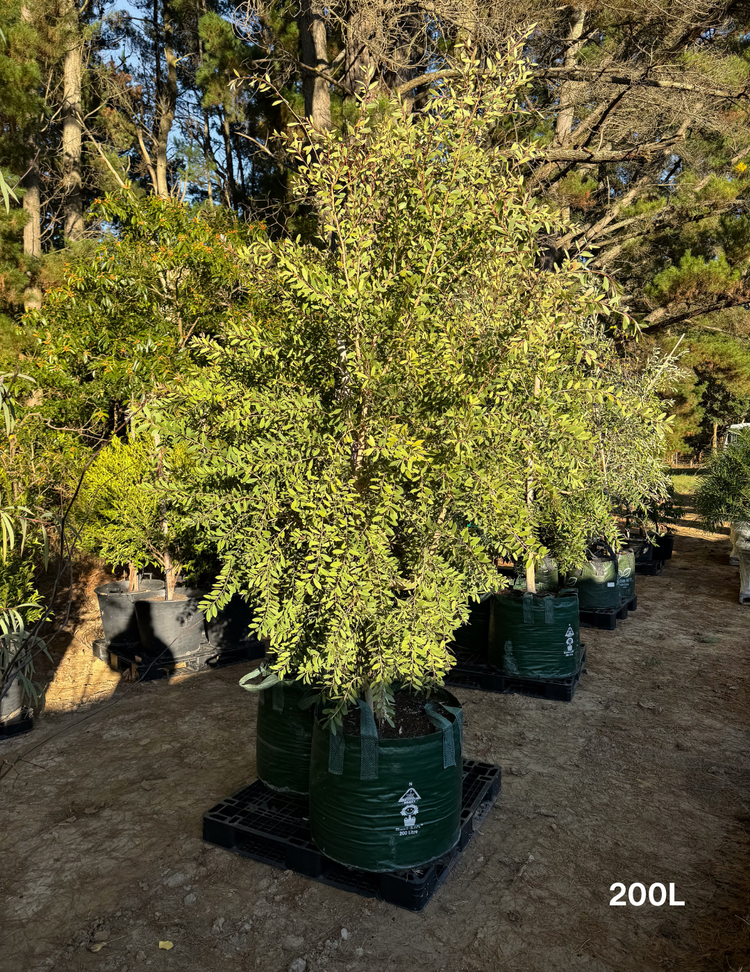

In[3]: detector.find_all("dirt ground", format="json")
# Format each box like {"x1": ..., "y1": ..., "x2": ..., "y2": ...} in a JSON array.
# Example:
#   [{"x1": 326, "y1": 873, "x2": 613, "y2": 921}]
[{"x1": 1, "y1": 523, "x2": 749, "y2": 972}]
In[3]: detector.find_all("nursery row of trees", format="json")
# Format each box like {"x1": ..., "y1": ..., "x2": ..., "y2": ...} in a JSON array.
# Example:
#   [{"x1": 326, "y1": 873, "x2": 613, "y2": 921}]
[{"x1": 2, "y1": 1, "x2": 750, "y2": 456}]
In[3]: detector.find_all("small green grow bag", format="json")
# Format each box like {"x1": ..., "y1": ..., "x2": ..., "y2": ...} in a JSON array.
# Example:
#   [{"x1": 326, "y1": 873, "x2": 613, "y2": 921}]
[
  {"x1": 488, "y1": 590, "x2": 580, "y2": 680},
  {"x1": 616, "y1": 549, "x2": 636, "y2": 600},
  {"x1": 308, "y1": 692, "x2": 463, "y2": 873},
  {"x1": 565, "y1": 554, "x2": 620, "y2": 610},
  {"x1": 240, "y1": 673, "x2": 317, "y2": 795}
]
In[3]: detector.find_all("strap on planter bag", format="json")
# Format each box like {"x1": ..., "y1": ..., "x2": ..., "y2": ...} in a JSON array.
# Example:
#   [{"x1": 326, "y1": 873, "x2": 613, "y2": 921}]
[
  {"x1": 239, "y1": 670, "x2": 280, "y2": 693},
  {"x1": 238, "y1": 670, "x2": 285, "y2": 711},
  {"x1": 357, "y1": 699, "x2": 379, "y2": 781},
  {"x1": 425, "y1": 703, "x2": 457, "y2": 768},
  {"x1": 544, "y1": 596, "x2": 555, "y2": 624},
  {"x1": 522, "y1": 592, "x2": 534, "y2": 625},
  {"x1": 328, "y1": 724, "x2": 345, "y2": 775},
  {"x1": 601, "y1": 539, "x2": 620, "y2": 578}
]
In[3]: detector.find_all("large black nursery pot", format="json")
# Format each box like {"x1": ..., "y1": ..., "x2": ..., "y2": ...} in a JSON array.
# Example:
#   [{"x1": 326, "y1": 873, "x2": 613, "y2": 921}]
[
  {"x1": 254, "y1": 679, "x2": 317, "y2": 795},
  {"x1": 95, "y1": 579, "x2": 165, "y2": 644},
  {"x1": 308, "y1": 690, "x2": 463, "y2": 873},
  {"x1": 134, "y1": 588, "x2": 207, "y2": 656},
  {"x1": 488, "y1": 590, "x2": 581, "y2": 679}
]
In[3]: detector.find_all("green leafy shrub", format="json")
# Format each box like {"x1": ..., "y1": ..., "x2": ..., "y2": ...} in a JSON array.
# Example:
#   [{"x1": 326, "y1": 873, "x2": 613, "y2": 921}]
[
  {"x1": 695, "y1": 428, "x2": 750, "y2": 529},
  {"x1": 154, "y1": 50, "x2": 673, "y2": 721}
]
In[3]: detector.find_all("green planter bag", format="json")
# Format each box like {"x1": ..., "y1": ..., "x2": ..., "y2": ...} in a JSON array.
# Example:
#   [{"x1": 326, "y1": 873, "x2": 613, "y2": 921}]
[
  {"x1": 453, "y1": 596, "x2": 490, "y2": 652},
  {"x1": 616, "y1": 549, "x2": 636, "y2": 601},
  {"x1": 309, "y1": 692, "x2": 463, "y2": 873},
  {"x1": 488, "y1": 590, "x2": 580, "y2": 680},
  {"x1": 240, "y1": 671, "x2": 317, "y2": 795},
  {"x1": 565, "y1": 547, "x2": 620, "y2": 610}
]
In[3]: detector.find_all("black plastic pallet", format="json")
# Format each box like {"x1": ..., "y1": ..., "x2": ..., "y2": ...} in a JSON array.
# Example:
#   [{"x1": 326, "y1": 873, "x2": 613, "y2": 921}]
[
  {"x1": 445, "y1": 645, "x2": 586, "y2": 701},
  {"x1": 579, "y1": 594, "x2": 637, "y2": 630},
  {"x1": 203, "y1": 759, "x2": 501, "y2": 912},
  {"x1": 635, "y1": 560, "x2": 666, "y2": 576},
  {"x1": 97, "y1": 638, "x2": 266, "y2": 681},
  {"x1": 0, "y1": 708, "x2": 33, "y2": 740}
]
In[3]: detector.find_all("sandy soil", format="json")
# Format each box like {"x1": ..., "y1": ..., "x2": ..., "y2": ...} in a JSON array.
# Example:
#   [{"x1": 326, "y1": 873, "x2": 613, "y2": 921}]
[{"x1": 1, "y1": 525, "x2": 748, "y2": 972}]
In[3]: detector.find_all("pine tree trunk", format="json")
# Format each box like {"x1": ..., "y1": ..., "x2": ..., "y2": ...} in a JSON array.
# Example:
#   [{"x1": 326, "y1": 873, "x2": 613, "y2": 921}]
[
  {"x1": 21, "y1": 4, "x2": 43, "y2": 309},
  {"x1": 713, "y1": 421, "x2": 718, "y2": 452},
  {"x1": 554, "y1": 7, "x2": 587, "y2": 148},
  {"x1": 61, "y1": 0, "x2": 83, "y2": 241},
  {"x1": 300, "y1": 0, "x2": 331, "y2": 129},
  {"x1": 220, "y1": 111, "x2": 236, "y2": 207},
  {"x1": 21, "y1": 158, "x2": 42, "y2": 310},
  {"x1": 155, "y1": 0, "x2": 178, "y2": 199},
  {"x1": 344, "y1": 9, "x2": 375, "y2": 99}
]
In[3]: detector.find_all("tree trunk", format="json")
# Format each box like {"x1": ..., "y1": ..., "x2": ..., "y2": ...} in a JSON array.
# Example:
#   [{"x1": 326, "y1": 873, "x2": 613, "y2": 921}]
[
  {"x1": 21, "y1": 157, "x2": 42, "y2": 310},
  {"x1": 61, "y1": 0, "x2": 83, "y2": 241},
  {"x1": 343, "y1": 8, "x2": 375, "y2": 99},
  {"x1": 220, "y1": 110, "x2": 236, "y2": 208},
  {"x1": 163, "y1": 548, "x2": 176, "y2": 600},
  {"x1": 300, "y1": 0, "x2": 331, "y2": 129},
  {"x1": 713, "y1": 421, "x2": 718, "y2": 452},
  {"x1": 554, "y1": 7, "x2": 587, "y2": 147},
  {"x1": 155, "y1": 0, "x2": 178, "y2": 199},
  {"x1": 526, "y1": 376, "x2": 541, "y2": 594},
  {"x1": 127, "y1": 562, "x2": 139, "y2": 593}
]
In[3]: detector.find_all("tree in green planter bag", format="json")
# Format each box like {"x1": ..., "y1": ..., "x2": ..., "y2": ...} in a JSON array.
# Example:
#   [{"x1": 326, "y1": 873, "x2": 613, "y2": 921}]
[{"x1": 154, "y1": 47, "x2": 672, "y2": 869}]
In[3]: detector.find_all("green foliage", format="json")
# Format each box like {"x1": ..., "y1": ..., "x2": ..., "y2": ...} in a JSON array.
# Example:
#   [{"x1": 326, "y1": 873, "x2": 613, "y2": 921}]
[
  {"x1": 0, "y1": 373, "x2": 49, "y2": 708},
  {"x1": 76, "y1": 435, "x2": 161, "y2": 573},
  {"x1": 646, "y1": 251, "x2": 741, "y2": 305},
  {"x1": 29, "y1": 192, "x2": 257, "y2": 435},
  {"x1": 154, "y1": 51, "x2": 672, "y2": 719},
  {"x1": 695, "y1": 429, "x2": 750, "y2": 529}
]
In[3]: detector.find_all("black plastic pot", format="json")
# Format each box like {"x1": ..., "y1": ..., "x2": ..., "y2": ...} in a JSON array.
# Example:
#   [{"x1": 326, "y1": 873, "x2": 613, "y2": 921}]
[
  {"x1": 206, "y1": 595, "x2": 256, "y2": 650},
  {"x1": 134, "y1": 588, "x2": 207, "y2": 657},
  {"x1": 309, "y1": 691, "x2": 463, "y2": 873},
  {"x1": 95, "y1": 580, "x2": 165, "y2": 644}
]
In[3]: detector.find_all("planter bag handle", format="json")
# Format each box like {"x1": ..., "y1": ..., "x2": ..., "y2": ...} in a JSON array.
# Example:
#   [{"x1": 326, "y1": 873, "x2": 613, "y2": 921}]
[
  {"x1": 544, "y1": 596, "x2": 555, "y2": 624},
  {"x1": 326, "y1": 700, "x2": 380, "y2": 780},
  {"x1": 357, "y1": 699, "x2": 379, "y2": 781},
  {"x1": 328, "y1": 724, "x2": 345, "y2": 776},
  {"x1": 522, "y1": 591, "x2": 556, "y2": 625},
  {"x1": 522, "y1": 592, "x2": 534, "y2": 625},
  {"x1": 238, "y1": 670, "x2": 284, "y2": 712},
  {"x1": 424, "y1": 703, "x2": 458, "y2": 769},
  {"x1": 600, "y1": 539, "x2": 619, "y2": 577}
]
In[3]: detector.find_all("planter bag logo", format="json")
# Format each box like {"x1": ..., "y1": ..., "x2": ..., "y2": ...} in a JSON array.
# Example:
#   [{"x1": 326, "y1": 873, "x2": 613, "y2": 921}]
[
  {"x1": 564, "y1": 625, "x2": 575, "y2": 657},
  {"x1": 398, "y1": 784, "x2": 422, "y2": 835}
]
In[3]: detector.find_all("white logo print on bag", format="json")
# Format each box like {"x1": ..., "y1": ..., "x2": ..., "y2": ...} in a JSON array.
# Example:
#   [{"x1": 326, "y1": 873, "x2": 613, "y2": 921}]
[
  {"x1": 398, "y1": 785, "x2": 422, "y2": 835},
  {"x1": 564, "y1": 625, "x2": 575, "y2": 656}
]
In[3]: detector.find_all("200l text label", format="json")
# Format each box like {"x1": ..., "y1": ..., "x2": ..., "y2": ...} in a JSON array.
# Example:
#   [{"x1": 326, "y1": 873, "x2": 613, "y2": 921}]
[{"x1": 609, "y1": 883, "x2": 685, "y2": 907}]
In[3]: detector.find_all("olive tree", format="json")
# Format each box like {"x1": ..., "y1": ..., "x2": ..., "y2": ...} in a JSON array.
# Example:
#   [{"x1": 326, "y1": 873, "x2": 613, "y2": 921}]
[{"x1": 156, "y1": 46, "x2": 671, "y2": 721}]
